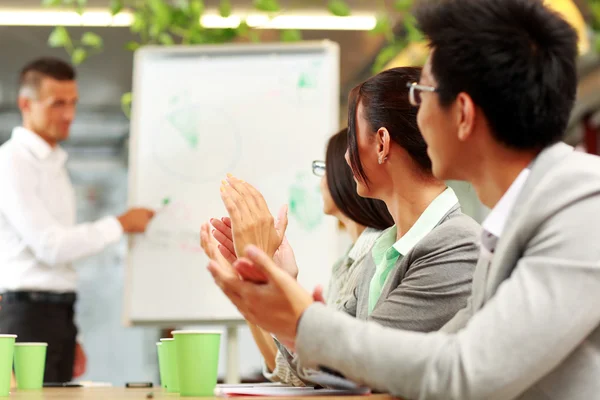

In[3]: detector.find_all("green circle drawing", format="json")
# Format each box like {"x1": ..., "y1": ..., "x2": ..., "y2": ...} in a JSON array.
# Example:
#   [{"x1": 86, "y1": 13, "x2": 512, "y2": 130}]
[{"x1": 289, "y1": 172, "x2": 323, "y2": 231}]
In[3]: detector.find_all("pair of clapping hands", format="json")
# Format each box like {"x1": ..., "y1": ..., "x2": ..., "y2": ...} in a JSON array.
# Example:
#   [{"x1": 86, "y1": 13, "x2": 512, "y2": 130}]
[
  {"x1": 200, "y1": 174, "x2": 299, "y2": 281},
  {"x1": 200, "y1": 175, "x2": 325, "y2": 346}
]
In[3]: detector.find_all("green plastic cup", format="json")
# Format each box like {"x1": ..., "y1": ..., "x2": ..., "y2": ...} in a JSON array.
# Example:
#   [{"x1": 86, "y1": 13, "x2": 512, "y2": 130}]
[
  {"x1": 160, "y1": 338, "x2": 179, "y2": 393},
  {"x1": 13, "y1": 343, "x2": 47, "y2": 390},
  {"x1": 156, "y1": 342, "x2": 168, "y2": 389},
  {"x1": 172, "y1": 330, "x2": 222, "y2": 397},
  {"x1": 0, "y1": 335, "x2": 16, "y2": 396}
]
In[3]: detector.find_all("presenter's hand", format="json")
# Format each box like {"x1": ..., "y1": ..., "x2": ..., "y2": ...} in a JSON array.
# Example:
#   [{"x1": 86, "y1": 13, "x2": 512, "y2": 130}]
[{"x1": 118, "y1": 208, "x2": 155, "y2": 233}]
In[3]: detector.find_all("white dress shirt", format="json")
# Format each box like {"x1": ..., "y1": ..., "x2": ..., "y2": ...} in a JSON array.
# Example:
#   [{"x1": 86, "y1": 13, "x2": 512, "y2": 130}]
[{"x1": 0, "y1": 127, "x2": 124, "y2": 293}]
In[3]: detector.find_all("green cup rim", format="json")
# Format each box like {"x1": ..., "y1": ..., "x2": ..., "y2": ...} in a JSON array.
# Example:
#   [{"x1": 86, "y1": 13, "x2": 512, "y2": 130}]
[
  {"x1": 171, "y1": 330, "x2": 223, "y2": 335},
  {"x1": 15, "y1": 343, "x2": 47, "y2": 346},
  {"x1": 159, "y1": 338, "x2": 174, "y2": 342},
  {"x1": 0, "y1": 335, "x2": 17, "y2": 338},
  {"x1": 156, "y1": 342, "x2": 162, "y2": 346}
]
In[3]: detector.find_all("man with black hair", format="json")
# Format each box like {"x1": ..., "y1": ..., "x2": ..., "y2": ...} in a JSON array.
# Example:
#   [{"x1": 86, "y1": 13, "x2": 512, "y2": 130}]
[
  {"x1": 0, "y1": 57, "x2": 155, "y2": 383},
  {"x1": 205, "y1": 0, "x2": 600, "y2": 398}
]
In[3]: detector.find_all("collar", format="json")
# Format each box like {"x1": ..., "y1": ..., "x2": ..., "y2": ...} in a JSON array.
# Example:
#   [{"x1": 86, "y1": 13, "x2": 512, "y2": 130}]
[
  {"x1": 393, "y1": 187, "x2": 459, "y2": 255},
  {"x1": 347, "y1": 227, "x2": 381, "y2": 261},
  {"x1": 372, "y1": 187, "x2": 459, "y2": 262},
  {"x1": 12, "y1": 127, "x2": 67, "y2": 164},
  {"x1": 482, "y1": 168, "x2": 530, "y2": 238}
]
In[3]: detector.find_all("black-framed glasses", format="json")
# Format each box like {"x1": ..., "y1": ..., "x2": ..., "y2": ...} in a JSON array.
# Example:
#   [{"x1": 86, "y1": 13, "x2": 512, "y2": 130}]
[
  {"x1": 407, "y1": 82, "x2": 438, "y2": 106},
  {"x1": 312, "y1": 160, "x2": 325, "y2": 177}
]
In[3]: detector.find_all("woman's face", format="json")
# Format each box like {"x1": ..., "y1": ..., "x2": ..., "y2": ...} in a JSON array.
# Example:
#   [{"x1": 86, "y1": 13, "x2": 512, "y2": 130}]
[
  {"x1": 320, "y1": 174, "x2": 337, "y2": 216},
  {"x1": 346, "y1": 101, "x2": 385, "y2": 200}
]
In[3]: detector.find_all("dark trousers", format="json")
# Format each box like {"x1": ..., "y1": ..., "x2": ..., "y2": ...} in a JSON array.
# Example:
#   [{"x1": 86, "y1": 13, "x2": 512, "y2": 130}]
[{"x1": 0, "y1": 296, "x2": 77, "y2": 383}]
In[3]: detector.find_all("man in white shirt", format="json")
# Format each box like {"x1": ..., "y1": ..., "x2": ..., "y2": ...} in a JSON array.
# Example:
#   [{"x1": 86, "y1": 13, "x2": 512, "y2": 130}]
[{"x1": 0, "y1": 57, "x2": 154, "y2": 383}]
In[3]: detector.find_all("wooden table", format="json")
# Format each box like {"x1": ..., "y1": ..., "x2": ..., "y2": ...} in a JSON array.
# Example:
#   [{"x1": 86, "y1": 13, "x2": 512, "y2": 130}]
[{"x1": 6, "y1": 388, "x2": 397, "y2": 399}]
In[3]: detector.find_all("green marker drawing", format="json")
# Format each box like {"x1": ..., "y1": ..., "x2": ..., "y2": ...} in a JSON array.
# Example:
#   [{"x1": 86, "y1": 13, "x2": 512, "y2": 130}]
[
  {"x1": 162, "y1": 197, "x2": 171, "y2": 206},
  {"x1": 165, "y1": 94, "x2": 200, "y2": 149},
  {"x1": 289, "y1": 172, "x2": 323, "y2": 231}
]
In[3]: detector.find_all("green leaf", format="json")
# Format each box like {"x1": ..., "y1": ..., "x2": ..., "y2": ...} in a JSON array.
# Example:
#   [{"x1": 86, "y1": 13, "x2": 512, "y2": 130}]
[
  {"x1": 249, "y1": 30, "x2": 260, "y2": 43},
  {"x1": 394, "y1": 0, "x2": 412, "y2": 12},
  {"x1": 238, "y1": 19, "x2": 250, "y2": 36},
  {"x1": 71, "y1": 48, "x2": 88, "y2": 65},
  {"x1": 125, "y1": 41, "x2": 141, "y2": 51},
  {"x1": 42, "y1": 0, "x2": 64, "y2": 6},
  {"x1": 80, "y1": 32, "x2": 103, "y2": 48},
  {"x1": 253, "y1": 0, "x2": 280, "y2": 12},
  {"x1": 158, "y1": 32, "x2": 175, "y2": 45},
  {"x1": 188, "y1": 0, "x2": 205, "y2": 20},
  {"x1": 131, "y1": 11, "x2": 146, "y2": 33},
  {"x1": 109, "y1": 0, "x2": 123, "y2": 16},
  {"x1": 48, "y1": 26, "x2": 71, "y2": 48},
  {"x1": 327, "y1": 0, "x2": 351, "y2": 17},
  {"x1": 371, "y1": 15, "x2": 392, "y2": 37},
  {"x1": 121, "y1": 92, "x2": 133, "y2": 118},
  {"x1": 75, "y1": 0, "x2": 87, "y2": 15},
  {"x1": 219, "y1": 0, "x2": 232, "y2": 18},
  {"x1": 280, "y1": 29, "x2": 302, "y2": 42},
  {"x1": 372, "y1": 41, "x2": 406, "y2": 72},
  {"x1": 148, "y1": 0, "x2": 172, "y2": 31},
  {"x1": 404, "y1": 15, "x2": 423, "y2": 43}
]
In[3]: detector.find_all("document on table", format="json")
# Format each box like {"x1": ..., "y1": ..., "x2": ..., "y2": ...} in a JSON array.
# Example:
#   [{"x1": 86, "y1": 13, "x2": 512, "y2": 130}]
[{"x1": 214, "y1": 384, "x2": 371, "y2": 397}]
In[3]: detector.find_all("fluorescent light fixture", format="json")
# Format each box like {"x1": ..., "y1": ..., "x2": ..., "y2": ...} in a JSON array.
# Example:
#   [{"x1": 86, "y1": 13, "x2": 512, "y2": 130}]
[
  {"x1": 0, "y1": 10, "x2": 133, "y2": 26},
  {"x1": 0, "y1": 9, "x2": 377, "y2": 31},
  {"x1": 246, "y1": 14, "x2": 376, "y2": 30}
]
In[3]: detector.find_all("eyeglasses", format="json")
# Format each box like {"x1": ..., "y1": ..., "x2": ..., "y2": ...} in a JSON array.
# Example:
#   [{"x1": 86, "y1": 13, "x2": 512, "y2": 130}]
[
  {"x1": 312, "y1": 160, "x2": 326, "y2": 177},
  {"x1": 407, "y1": 82, "x2": 438, "y2": 106}
]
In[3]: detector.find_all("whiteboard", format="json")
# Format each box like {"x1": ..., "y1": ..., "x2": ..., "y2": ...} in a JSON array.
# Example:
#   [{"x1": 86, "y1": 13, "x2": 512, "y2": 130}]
[{"x1": 124, "y1": 41, "x2": 341, "y2": 325}]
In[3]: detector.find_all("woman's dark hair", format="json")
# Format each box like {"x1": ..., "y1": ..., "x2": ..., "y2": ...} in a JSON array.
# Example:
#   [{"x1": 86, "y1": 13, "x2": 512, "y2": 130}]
[
  {"x1": 347, "y1": 67, "x2": 432, "y2": 186},
  {"x1": 326, "y1": 129, "x2": 394, "y2": 231}
]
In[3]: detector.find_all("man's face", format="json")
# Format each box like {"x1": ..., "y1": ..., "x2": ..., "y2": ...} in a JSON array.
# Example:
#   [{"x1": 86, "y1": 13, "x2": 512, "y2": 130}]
[
  {"x1": 22, "y1": 77, "x2": 78, "y2": 145},
  {"x1": 416, "y1": 53, "x2": 463, "y2": 180}
]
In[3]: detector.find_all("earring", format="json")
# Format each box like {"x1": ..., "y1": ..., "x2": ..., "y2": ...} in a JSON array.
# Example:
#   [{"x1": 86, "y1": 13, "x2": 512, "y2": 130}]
[{"x1": 378, "y1": 156, "x2": 388, "y2": 165}]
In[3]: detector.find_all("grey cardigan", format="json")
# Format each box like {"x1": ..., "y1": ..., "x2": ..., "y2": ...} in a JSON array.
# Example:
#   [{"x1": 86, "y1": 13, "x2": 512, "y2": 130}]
[
  {"x1": 344, "y1": 205, "x2": 481, "y2": 332},
  {"x1": 296, "y1": 142, "x2": 600, "y2": 400},
  {"x1": 271, "y1": 203, "x2": 481, "y2": 386}
]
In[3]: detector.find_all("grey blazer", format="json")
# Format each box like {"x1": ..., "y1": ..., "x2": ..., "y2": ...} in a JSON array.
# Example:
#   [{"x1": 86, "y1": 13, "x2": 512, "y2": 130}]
[
  {"x1": 296, "y1": 142, "x2": 600, "y2": 400},
  {"x1": 344, "y1": 205, "x2": 481, "y2": 332}
]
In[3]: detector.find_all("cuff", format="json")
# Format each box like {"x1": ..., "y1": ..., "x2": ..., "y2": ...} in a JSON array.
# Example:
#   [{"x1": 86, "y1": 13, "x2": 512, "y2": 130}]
[{"x1": 96, "y1": 216, "x2": 124, "y2": 244}]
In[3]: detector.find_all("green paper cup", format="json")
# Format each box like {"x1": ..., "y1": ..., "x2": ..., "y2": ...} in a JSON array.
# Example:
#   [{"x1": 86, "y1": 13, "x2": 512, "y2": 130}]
[
  {"x1": 156, "y1": 342, "x2": 168, "y2": 389},
  {"x1": 0, "y1": 335, "x2": 16, "y2": 396},
  {"x1": 172, "y1": 330, "x2": 222, "y2": 397},
  {"x1": 14, "y1": 343, "x2": 47, "y2": 390},
  {"x1": 159, "y1": 338, "x2": 179, "y2": 393}
]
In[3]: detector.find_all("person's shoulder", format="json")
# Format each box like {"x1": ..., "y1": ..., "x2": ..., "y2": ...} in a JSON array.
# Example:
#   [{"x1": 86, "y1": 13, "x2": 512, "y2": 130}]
[
  {"x1": 0, "y1": 139, "x2": 38, "y2": 179},
  {"x1": 434, "y1": 208, "x2": 481, "y2": 242},
  {"x1": 530, "y1": 150, "x2": 600, "y2": 210}
]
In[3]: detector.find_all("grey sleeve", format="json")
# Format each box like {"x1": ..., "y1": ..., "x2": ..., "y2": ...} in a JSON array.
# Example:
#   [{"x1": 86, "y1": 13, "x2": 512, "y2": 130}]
[
  {"x1": 295, "y1": 192, "x2": 600, "y2": 400},
  {"x1": 369, "y1": 222, "x2": 480, "y2": 331},
  {"x1": 440, "y1": 253, "x2": 488, "y2": 333}
]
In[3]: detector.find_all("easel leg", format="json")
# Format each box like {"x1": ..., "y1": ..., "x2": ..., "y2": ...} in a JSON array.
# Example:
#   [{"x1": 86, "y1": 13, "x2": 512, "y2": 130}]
[{"x1": 226, "y1": 325, "x2": 240, "y2": 384}]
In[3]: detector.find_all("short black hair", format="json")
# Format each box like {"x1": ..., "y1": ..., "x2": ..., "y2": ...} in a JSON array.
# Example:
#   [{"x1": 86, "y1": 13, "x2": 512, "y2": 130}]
[
  {"x1": 415, "y1": 0, "x2": 578, "y2": 150},
  {"x1": 19, "y1": 57, "x2": 76, "y2": 97},
  {"x1": 326, "y1": 129, "x2": 394, "y2": 231},
  {"x1": 348, "y1": 66, "x2": 432, "y2": 186}
]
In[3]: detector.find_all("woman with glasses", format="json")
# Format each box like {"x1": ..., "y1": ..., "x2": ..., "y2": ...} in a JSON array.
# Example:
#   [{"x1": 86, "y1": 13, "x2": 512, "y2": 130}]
[{"x1": 203, "y1": 128, "x2": 393, "y2": 386}]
